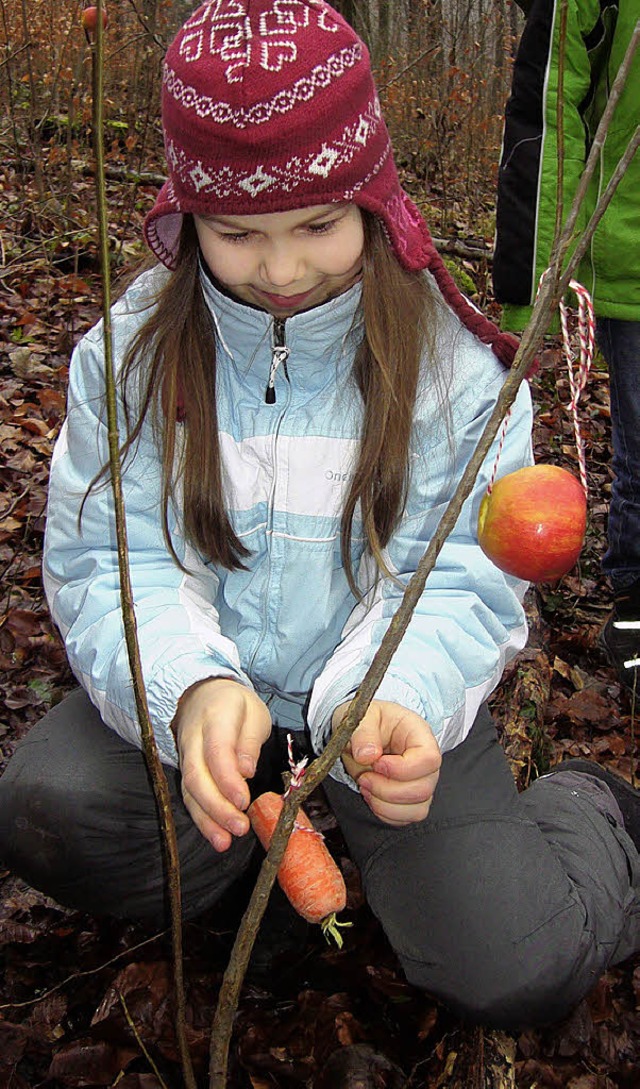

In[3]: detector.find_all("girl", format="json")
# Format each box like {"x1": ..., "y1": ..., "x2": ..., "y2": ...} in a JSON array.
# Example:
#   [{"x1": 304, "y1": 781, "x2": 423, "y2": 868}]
[{"x1": 1, "y1": 0, "x2": 638, "y2": 1047}]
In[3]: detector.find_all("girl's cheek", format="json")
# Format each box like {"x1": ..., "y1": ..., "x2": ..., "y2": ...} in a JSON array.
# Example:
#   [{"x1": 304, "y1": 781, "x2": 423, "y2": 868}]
[{"x1": 207, "y1": 254, "x2": 249, "y2": 287}]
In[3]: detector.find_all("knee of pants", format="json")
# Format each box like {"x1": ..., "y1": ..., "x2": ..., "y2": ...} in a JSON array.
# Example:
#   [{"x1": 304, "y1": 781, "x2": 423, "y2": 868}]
[
  {"x1": 399, "y1": 917, "x2": 593, "y2": 1030},
  {"x1": 0, "y1": 759, "x2": 259, "y2": 923},
  {"x1": 359, "y1": 818, "x2": 607, "y2": 1030},
  {"x1": 0, "y1": 776, "x2": 81, "y2": 885}
]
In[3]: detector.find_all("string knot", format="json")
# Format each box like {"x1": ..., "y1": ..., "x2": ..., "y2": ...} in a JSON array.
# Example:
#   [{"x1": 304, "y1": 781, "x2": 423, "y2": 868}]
[{"x1": 283, "y1": 732, "x2": 309, "y2": 797}]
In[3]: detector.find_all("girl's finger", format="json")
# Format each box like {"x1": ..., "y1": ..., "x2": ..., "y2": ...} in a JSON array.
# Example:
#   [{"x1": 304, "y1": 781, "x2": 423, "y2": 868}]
[
  {"x1": 345, "y1": 716, "x2": 384, "y2": 768},
  {"x1": 181, "y1": 788, "x2": 237, "y2": 852},
  {"x1": 180, "y1": 751, "x2": 251, "y2": 836},
  {"x1": 373, "y1": 746, "x2": 440, "y2": 782},
  {"x1": 236, "y1": 719, "x2": 272, "y2": 780},
  {"x1": 201, "y1": 696, "x2": 271, "y2": 807},
  {"x1": 201, "y1": 735, "x2": 252, "y2": 811},
  {"x1": 361, "y1": 791, "x2": 434, "y2": 826},
  {"x1": 358, "y1": 769, "x2": 438, "y2": 806}
]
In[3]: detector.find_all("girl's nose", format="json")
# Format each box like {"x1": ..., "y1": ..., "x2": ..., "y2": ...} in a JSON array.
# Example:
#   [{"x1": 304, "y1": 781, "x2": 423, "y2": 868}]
[{"x1": 261, "y1": 242, "x2": 304, "y2": 287}]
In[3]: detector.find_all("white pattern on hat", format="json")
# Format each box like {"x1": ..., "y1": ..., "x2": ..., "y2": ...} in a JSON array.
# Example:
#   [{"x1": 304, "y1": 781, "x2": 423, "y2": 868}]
[
  {"x1": 166, "y1": 95, "x2": 381, "y2": 200},
  {"x1": 239, "y1": 165, "x2": 278, "y2": 196},
  {"x1": 163, "y1": 44, "x2": 361, "y2": 129},
  {"x1": 309, "y1": 145, "x2": 339, "y2": 177},
  {"x1": 178, "y1": 0, "x2": 339, "y2": 84},
  {"x1": 180, "y1": 3, "x2": 250, "y2": 84}
]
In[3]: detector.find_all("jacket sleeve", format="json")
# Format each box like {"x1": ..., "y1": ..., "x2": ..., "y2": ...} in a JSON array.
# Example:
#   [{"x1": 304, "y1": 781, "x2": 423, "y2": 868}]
[
  {"x1": 43, "y1": 294, "x2": 252, "y2": 768},
  {"x1": 493, "y1": 0, "x2": 604, "y2": 330},
  {"x1": 307, "y1": 335, "x2": 534, "y2": 787}
]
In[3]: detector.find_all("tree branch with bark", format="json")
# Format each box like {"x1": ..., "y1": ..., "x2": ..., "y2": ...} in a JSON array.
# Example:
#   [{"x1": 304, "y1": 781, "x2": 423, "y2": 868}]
[{"x1": 89, "y1": 4, "x2": 195, "y2": 1088}]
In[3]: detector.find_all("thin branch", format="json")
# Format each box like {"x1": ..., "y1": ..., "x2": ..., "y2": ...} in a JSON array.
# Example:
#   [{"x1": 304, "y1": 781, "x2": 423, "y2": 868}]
[
  {"x1": 0, "y1": 486, "x2": 30, "y2": 521},
  {"x1": 557, "y1": 124, "x2": 640, "y2": 298},
  {"x1": 91, "y1": 4, "x2": 196, "y2": 1087},
  {"x1": 378, "y1": 44, "x2": 441, "y2": 89},
  {"x1": 18, "y1": 0, "x2": 44, "y2": 197},
  {"x1": 0, "y1": 931, "x2": 168, "y2": 1012},
  {"x1": 118, "y1": 990, "x2": 171, "y2": 1089},
  {"x1": 0, "y1": 41, "x2": 31, "y2": 71},
  {"x1": 554, "y1": 0, "x2": 568, "y2": 247},
  {"x1": 123, "y1": 0, "x2": 167, "y2": 52}
]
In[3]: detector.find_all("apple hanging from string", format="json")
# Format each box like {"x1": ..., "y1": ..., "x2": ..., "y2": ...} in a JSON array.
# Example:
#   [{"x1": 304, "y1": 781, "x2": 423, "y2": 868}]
[{"x1": 477, "y1": 464, "x2": 587, "y2": 582}]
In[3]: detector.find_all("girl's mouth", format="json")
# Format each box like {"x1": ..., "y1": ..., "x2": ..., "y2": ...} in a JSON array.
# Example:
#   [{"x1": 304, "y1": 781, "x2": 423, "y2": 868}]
[{"x1": 257, "y1": 287, "x2": 316, "y2": 310}]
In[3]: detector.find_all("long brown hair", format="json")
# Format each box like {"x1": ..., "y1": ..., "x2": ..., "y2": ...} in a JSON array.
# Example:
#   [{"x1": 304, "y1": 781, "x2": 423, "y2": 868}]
[{"x1": 115, "y1": 211, "x2": 442, "y2": 592}]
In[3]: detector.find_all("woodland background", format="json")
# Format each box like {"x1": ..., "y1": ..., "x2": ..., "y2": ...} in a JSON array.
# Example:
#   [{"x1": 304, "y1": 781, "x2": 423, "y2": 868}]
[{"x1": 0, "y1": 0, "x2": 639, "y2": 1086}]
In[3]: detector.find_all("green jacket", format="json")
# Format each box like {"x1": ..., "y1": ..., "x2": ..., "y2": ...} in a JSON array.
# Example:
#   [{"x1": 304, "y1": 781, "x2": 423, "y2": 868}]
[{"x1": 493, "y1": 0, "x2": 640, "y2": 330}]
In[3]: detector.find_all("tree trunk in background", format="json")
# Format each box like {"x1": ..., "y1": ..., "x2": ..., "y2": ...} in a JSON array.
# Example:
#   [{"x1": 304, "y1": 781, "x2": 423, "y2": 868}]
[
  {"x1": 510, "y1": 0, "x2": 524, "y2": 57},
  {"x1": 492, "y1": 0, "x2": 508, "y2": 113}
]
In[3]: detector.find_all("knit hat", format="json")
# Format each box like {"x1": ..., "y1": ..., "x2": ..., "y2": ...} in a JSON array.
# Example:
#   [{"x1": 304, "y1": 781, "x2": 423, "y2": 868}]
[{"x1": 144, "y1": 0, "x2": 519, "y2": 366}]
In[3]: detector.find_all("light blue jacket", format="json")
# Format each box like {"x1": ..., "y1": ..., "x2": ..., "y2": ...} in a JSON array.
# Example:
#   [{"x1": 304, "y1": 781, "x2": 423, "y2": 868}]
[{"x1": 43, "y1": 266, "x2": 533, "y2": 786}]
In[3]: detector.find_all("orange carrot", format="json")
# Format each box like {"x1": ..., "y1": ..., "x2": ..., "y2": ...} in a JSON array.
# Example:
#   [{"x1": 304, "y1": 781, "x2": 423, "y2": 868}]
[{"x1": 248, "y1": 791, "x2": 351, "y2": 947}]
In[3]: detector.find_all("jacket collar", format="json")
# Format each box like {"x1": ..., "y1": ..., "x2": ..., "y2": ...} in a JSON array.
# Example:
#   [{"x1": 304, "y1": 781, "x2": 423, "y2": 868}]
[{"x1": 199, "y1": 262, "x2": 364, "y2": 395}]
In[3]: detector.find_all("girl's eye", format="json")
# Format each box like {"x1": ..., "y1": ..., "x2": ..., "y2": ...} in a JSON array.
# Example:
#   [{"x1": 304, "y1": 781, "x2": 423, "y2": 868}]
[
  {"x1": 220, "y1": 231, "x2": 252, "y2": 244},
  {"x1": 307, "y1": 219, "x2": 339, "y2": 235}
]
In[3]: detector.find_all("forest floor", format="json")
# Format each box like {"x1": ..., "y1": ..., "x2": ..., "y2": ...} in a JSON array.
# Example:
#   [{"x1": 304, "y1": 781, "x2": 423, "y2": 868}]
[{"x1": 1, "y1": 151, "x2": 639, "y2": 1089}]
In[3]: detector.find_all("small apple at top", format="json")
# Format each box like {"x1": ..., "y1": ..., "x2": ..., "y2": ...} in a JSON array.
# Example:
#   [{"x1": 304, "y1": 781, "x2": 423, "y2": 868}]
[{"x1": 82, "y1": 6, "x2": 108, "y2": 32}]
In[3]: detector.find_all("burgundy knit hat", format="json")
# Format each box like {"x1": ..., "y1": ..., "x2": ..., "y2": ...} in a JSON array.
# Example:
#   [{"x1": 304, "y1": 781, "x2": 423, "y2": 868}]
[{"x1": 144, "y1": 0, "x2": 518, "y2": 365}]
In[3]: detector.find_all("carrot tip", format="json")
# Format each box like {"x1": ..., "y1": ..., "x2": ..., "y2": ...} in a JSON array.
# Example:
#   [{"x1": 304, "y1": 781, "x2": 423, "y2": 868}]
[{"x1": 320, "y1": 912, "x2": 353, "y2": 949}]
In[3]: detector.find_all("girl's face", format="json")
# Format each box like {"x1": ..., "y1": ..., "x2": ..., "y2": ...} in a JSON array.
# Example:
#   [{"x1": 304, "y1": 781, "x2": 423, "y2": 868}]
[{"x1": 194, "y1": 203, "x2": 364, "y2": 317}]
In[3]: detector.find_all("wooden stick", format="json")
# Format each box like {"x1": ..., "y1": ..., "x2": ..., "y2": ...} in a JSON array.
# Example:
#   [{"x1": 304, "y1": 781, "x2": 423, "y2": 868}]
[{"x1": 90, "y1": 5, "x2": 196, "y2": 1088}]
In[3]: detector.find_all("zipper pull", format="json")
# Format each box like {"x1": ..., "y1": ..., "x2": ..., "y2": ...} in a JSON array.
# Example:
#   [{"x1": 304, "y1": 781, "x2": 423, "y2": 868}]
[{"x1": 266, "y1": 318, "x2": 290, "y2": 404}]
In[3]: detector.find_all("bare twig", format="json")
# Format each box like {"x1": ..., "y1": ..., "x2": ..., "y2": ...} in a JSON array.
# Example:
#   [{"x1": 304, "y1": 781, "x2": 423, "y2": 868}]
[
  {"x1": 18, "y1": 0, "x2": 44, "y2": 197},
  {"x1": 557, "y1": 123, "x2": 640, "y2": 298},
  {"x1": 91, "y1": 4, "x2": 196, "y2": 1087},
  {"x1": 554, "y1": 0, "x2": 568, "y2": 247},
  {"x1": 0, "y1": 931, "x2": 168, "y2": 1012},
  {"x1": 379, "y1": 44, "x2": 441, "y2": 89},
  {"x1": 123, "y1": 0, "x2": 167, "y2": 52},
  {"x1": 0, "y1": 485, "x2": 30, "y2": 521},
  {"x1": 118, "y1": 989, "x2": 171, "y2": 1089},
  {"x1": 0, "y1": 41, "x2": 31, "y2": 71}
]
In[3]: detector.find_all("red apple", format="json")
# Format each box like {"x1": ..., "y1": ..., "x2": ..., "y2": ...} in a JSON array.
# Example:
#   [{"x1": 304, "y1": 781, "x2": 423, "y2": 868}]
[
  {"x1": 82, "y1": 6, "x2": 108, "y2": 32},
  {"x1": 477, "y1": 464, "x2": 587, "y2": 582}
]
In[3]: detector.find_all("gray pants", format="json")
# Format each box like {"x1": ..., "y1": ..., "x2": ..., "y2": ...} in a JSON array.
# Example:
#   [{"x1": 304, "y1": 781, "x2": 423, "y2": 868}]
[{"x1": 1, "y1": 689, "x2": 639, "y2": 1028}]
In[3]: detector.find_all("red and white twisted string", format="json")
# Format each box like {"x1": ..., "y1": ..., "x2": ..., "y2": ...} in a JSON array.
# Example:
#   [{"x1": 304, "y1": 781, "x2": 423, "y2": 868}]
[
  {"x1": 558, "y1": 279, "x2": 594, "y2": 498},
  {"x1": 284, "y1": 733, "x2": 308, "y2": 793},
  {"x1": 284, "y1": 733, "x2": 323, "y2": 838},
  {"x1": 487, "y1": 275, "x2": 594, "y2": 496},
  {"x1": 487, "y1": 408, "x2": 512, "y2": 494}
]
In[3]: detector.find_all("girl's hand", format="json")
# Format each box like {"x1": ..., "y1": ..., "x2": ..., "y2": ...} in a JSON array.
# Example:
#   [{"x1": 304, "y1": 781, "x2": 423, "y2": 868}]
[
  {"x1": 172, "y1": 678, "x2": 272, "y2": 852},
  {"x1": 332, "y1": 700, "x2": 441, "y2": 825}
]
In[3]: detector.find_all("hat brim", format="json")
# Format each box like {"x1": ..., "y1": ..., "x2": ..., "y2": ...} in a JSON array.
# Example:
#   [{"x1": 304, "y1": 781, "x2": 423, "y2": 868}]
[{"x1": 144, "y1": 179, "x2": 435, "y2": 274}]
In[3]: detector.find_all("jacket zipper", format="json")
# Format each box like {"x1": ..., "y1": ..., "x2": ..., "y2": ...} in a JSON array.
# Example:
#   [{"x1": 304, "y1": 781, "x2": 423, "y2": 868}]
[
  {"x1": 248, "y1": 319, "x2": 292, "y2": 679},
  {"x1": 265, "y1": 317, "x2": 290, "y2": 404}
]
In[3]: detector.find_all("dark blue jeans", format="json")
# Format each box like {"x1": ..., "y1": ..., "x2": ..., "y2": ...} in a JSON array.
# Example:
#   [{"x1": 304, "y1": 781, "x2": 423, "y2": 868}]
[{"x1": 596, "y1": 318, "x2": 640, "y2": 591}]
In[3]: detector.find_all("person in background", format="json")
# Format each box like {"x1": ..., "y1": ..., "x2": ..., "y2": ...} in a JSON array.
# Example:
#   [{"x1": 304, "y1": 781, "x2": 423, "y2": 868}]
[
  {"x1": 494, "y1": 0, "x2": 640, "y2": 691},
  {"x1": 0, "y1": 3, "x2": 639, "y2": 1081}
]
